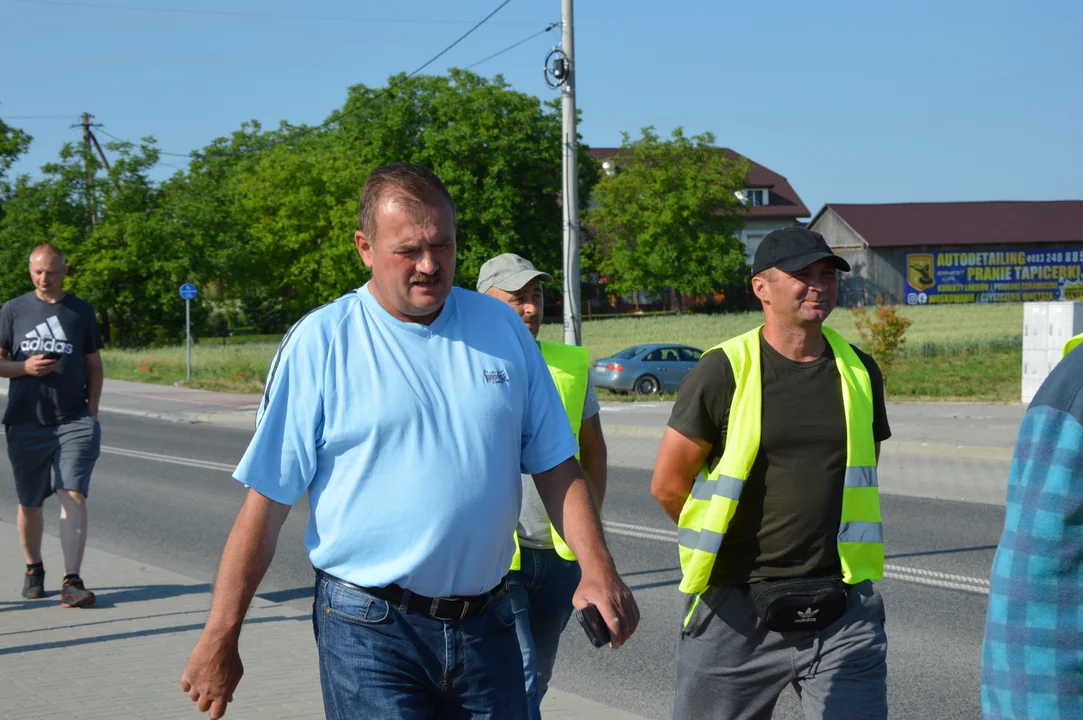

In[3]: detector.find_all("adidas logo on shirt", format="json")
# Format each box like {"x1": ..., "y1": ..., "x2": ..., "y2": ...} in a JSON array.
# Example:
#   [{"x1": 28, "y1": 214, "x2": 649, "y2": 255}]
[{"x1": 20, "y1": 315, "x2": 74, "y2": 355}]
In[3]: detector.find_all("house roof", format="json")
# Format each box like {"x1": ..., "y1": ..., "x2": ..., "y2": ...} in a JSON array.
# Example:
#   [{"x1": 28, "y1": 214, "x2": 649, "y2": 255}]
[
  {"x1": 586, "y1": 147, "x2": 809, "y2": 220},
  {"x1": 809, "y1": 201, "x2": 1083, "y2": 248}
]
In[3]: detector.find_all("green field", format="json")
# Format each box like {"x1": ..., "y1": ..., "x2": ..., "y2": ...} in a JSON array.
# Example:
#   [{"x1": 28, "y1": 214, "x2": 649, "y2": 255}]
[{"x1": 101, "y1": 302, "x2": 1025, "y2": 401}]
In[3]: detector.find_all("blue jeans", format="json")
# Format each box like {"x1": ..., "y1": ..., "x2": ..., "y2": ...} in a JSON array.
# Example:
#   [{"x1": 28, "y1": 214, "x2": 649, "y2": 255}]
[
  {"x1": 312, "y1": 573, "x2": 526, "y2": 720},
  {"x1": 507, "y1": 548, "x2": 582, "y2": 720}
]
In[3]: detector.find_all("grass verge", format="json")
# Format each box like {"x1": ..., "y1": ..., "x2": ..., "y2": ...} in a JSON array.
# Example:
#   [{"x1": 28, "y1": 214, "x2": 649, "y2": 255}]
[{"x1": 100, "y1": 303, "x2": 1025, "y2": 401}]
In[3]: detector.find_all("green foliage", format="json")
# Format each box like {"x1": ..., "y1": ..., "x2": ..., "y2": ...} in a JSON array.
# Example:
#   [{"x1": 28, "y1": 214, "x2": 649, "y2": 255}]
[
  {"x1": 0, "y1": 72, "x2": 596, "y2": 345},
  {"x1": 584, "y1": 127, "x2": 749, "y2": 312},
  {"x1": 851, "y1": 296, "x2": 914, "y2": 380},
  {"x1": 0, "y1": 110, "x2": 32, "y2": 190}
]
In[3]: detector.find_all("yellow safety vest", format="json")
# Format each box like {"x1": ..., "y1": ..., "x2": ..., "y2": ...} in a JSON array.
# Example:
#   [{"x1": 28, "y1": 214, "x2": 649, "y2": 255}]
[
  {"x1": 510, "y1": 340, "x2": 590, "y2": 571},
  {"x1": 676, "y1": 326, "x2": 884, "y2": 596},
  {"x1": 1064, "y1": 332, "x2": 1083, "y2": 358}
]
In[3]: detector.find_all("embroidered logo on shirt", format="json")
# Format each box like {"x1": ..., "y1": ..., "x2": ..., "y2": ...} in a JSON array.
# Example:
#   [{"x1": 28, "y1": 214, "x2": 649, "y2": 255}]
[{"x1": 483, "y1": 369, "x2": 510, "y2": 384}]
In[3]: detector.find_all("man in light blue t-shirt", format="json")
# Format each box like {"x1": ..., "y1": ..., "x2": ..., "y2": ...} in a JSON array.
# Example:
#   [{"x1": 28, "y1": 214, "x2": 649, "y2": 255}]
[{"x1": 179, "y1": 163, "x2": 639, "y2": 720}]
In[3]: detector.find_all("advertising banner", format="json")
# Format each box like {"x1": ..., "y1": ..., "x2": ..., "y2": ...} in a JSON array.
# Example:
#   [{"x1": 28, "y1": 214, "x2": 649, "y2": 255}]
[{"x1": 905, "y1": 249, "x2": 1083, "y2": 305}]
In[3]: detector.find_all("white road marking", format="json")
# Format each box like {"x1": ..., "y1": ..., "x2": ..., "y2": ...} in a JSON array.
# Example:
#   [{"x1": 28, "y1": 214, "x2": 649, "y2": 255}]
[
  {"x1": 93, "y1": 447, "x2": 994, "y2": 596},
  {"x1": 100, "y1": 445, "x2": 237, "y2": 473}
]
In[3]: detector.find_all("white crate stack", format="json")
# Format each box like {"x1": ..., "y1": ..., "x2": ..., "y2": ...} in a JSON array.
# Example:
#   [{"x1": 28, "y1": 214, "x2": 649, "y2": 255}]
[{"x1": 1022, "y1": 301, "x2": 1083, "y2": 403}]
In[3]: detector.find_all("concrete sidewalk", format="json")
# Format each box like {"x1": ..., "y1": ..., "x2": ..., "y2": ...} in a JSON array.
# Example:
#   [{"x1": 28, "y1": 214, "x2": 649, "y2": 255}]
[{"x1": 0, "y1": 521, "x2": 648, "y2": 720}]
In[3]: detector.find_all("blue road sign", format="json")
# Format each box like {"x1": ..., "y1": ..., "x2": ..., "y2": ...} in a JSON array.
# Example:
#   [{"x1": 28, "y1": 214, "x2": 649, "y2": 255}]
[{"x1": 179, "y1": 283, "x2": 198, "y2": 300}]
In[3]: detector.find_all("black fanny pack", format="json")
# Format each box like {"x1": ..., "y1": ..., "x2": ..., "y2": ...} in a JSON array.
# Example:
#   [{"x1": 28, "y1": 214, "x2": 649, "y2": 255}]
[{"x1": 744, "y1": 577, "x2": 849, "y2": 632}]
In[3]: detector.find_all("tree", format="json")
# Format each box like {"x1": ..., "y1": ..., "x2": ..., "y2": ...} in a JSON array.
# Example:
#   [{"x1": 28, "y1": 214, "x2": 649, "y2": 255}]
[
  {"x1": 0, "y1": 112, "x2": 32, "y2": 230},
  {"x1": 0, "y1": 72, "x2": 602, "y2": 344},
  {"x1": 0, "y1": 112, "x2": 31, "y2": 192},
  {"x1": 331, "y1": 70, "x2": 599, "y2": 288},
  {"x1": 585, "y1": 127, "x2": 750, "y2": 312},
  {"x1": 0, "y1": 142, "x2": 89, "y2": 306},
  {"x1": 210, "y1": 70, "x2": 599, "y2": 322}
]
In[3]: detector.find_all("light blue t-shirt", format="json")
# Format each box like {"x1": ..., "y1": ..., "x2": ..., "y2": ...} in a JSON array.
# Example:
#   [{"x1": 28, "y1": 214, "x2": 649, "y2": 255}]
[{"x1": 233, "y1": 284, "x2": 579, "y2": 597}]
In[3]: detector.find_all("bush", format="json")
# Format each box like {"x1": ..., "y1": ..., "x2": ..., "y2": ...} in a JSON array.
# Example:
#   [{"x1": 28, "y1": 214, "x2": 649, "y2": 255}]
[{"x1": 852, "y1": 296, "x2": 913, "y2": 381}]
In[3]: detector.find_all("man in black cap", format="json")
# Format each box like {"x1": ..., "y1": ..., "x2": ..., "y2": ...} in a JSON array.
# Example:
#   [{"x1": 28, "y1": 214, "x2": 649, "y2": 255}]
[{"x1": 651, "y1": 227, "x2": 892, "y2": 720}]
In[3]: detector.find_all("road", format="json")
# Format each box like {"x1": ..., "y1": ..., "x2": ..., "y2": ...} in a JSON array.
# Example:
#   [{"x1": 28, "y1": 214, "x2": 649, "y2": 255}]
[{"x1": 0, "y1": 405, "x2": 1010, "y2": 719}]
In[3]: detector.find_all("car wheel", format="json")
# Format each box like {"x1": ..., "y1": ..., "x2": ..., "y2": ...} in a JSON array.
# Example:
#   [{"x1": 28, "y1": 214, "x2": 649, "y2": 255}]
[{"x1": 634, "y1": 374, "x2": 660, "y2": 396}]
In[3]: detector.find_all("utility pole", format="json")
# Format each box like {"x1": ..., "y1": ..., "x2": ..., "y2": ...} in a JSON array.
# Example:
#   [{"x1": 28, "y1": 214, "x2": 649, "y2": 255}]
[
  {"x1": 75, "y1": 112, "x2": 109, "y2": 224},
  {"x1": 79, "y1": 113, "x2": 97, "y2": 224},
  {"x1": 560, "y1": 0, "x2": 581, "y2": 346}
]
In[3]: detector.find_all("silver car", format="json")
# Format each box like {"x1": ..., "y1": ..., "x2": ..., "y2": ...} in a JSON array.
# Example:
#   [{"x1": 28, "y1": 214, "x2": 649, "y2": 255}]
[{"x1": 590, "y1": 344, "x2": 704, "y2": 396}]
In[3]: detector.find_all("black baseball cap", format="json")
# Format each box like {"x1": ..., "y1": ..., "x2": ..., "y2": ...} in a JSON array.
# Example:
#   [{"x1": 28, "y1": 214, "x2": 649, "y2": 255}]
[{"x1": 751, "y1": 227, "x2": 851, "y2": 276}]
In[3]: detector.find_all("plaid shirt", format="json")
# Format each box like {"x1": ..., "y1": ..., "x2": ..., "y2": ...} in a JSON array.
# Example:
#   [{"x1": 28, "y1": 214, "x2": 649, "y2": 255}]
[{"x1": 982, "y1": 348, "x2": 1083, "y2": 719}]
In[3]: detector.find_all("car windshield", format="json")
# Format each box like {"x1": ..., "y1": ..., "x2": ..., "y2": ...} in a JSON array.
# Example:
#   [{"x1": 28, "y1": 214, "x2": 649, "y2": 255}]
[{"x1": 613, "y1": 346, "x2": 647, "y2": 359}]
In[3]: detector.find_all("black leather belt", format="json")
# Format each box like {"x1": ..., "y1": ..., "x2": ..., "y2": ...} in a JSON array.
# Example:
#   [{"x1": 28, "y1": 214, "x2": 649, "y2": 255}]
[{"x1": 317, "y1": 569, "x2": 508, "y2": 621}]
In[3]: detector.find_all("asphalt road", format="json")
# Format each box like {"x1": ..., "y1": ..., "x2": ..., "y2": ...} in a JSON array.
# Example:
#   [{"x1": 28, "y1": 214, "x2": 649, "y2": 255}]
[{"x1": 0, "y1": 410, "x2": 1003, "y2": 719}]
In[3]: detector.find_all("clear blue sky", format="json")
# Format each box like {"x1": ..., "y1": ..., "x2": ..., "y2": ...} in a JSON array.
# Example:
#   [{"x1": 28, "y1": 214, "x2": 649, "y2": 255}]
[{"x1": 2, "y1": 0, "x2": 1080, "y2": 217}]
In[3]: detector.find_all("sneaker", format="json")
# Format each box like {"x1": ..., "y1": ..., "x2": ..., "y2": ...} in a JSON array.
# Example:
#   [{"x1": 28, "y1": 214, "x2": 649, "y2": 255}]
[
  {"x1": 22, "y1": 565, "x2": 45, "y2": 599},
  {"x1": 60, "y1": 576, "x2": 95, "y2": 608}
]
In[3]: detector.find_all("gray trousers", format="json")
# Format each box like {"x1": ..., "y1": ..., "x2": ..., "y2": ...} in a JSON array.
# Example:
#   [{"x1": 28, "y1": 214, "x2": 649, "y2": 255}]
[{"x1": 674, "y1": 581, "x2": 888, "y2": 720}]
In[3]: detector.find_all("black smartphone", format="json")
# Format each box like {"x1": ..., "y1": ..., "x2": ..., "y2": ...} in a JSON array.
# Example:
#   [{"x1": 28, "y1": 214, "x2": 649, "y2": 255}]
[
  {"x1": 575, "y1": 604, "x2": 611, "y2": 648},
  {"x1": 40, "y1": 351, "x2": 63, "y2": 361}
]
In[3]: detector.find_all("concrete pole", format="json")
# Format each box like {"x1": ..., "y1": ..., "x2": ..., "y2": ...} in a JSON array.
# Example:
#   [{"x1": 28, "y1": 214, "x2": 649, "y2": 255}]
[{"x1": 561, "y1": 0, "x2": 582, "y2": 346}]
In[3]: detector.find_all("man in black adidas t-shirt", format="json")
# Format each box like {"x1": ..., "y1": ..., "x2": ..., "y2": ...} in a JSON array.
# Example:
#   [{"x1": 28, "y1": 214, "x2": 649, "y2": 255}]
[
  {"x1": 0, "y1": 244, "x2": 103, "y2": 608},
  {"x1": 652, "y1": 228, "x2": 891, "y2": 720}
]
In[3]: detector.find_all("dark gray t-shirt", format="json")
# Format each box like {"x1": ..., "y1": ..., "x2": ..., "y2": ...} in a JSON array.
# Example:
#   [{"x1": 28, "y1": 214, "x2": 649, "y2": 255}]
[{"x1": 0, "y1": 292, "x2": 103, "y2": 426}]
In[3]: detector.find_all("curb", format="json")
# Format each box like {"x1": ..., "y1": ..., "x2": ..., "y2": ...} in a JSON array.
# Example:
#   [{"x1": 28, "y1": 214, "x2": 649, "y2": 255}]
[
  {"x1": 0, "y1": 385, "x2": 256, "y2": 428},
  {"x1": 0, "y1": 388, "x2": 1016, "y2": 461}
]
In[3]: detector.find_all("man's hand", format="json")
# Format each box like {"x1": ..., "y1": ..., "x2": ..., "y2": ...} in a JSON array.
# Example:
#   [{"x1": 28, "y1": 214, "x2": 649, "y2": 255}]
[
  {"x1": 573, "y1": 567, "x2": 640, "y2": 649},
  {"x1": 23, "y1": 355, "x2": 57, "y2": 377},
  {"x1": 180, "y1": 637, "x2": 244, "y2": 720}
]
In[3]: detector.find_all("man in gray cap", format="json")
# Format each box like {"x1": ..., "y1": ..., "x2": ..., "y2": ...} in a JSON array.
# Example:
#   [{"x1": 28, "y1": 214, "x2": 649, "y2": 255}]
[{"x1": 477, "y1": 253, "x2": 608, "y2": 720}]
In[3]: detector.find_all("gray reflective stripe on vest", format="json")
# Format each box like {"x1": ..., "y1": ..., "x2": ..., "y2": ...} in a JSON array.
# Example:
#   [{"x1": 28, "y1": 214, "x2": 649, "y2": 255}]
[
  {"x1": 679, "y1": 527, "x2": 725, "y2": 554},
  {"x1": 838, "y1": 521, "x2": 884, "y2": 544},
  {"x1": 689, "y1": 473, "x2": 744, "y2": 502},
  {"x1": 844, "y1": 466, "x2": 878, "y2": 489}
]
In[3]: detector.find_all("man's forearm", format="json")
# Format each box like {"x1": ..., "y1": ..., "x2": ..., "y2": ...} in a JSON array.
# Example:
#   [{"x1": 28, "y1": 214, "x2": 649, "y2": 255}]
[
  {"x1": 0, "y1": 358, "x2": 26, "y2": 379},
  {"x1": 202, "y1": 492, "x2": 290, "y2": 645},
  {"x1": 583, "y1": 451, "x2": 607, "y2": 510},
  {"x1": 534, "y1": 458, "x2": 615, "y2": 575}
]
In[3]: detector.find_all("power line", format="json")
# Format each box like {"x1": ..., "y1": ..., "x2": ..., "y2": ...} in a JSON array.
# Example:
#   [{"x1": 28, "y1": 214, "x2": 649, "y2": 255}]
[
  {"x1": 194, "y1": 0, "x2": 517, "y2": 159},
  {"x1": 465, "y1": 21, "x2": 558, "y2": 70},
  {"x1": 401, "y1": 0, "x2": 514, "y2": 79},
  {"x1": 62, "y1": 0, "x2": 531, "y2": 164},
  {"x1": 97, "y1": 127, "x2": 192, "y2": 157},
  {"x1": 7, "y1": 0, "x2": 542, "y2": 25}
]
